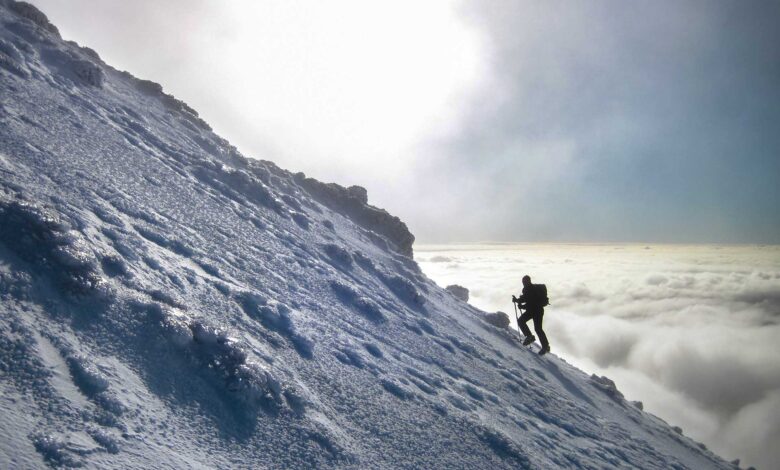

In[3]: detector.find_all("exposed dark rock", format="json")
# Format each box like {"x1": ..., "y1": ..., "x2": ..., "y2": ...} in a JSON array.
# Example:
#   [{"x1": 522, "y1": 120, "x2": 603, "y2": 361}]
[
  {"x1": 446, "y1": 285, "x2": 469, "y2": 302},
  {"x1": 484, "y1": 311, "x2": 510, "y2": 329}
]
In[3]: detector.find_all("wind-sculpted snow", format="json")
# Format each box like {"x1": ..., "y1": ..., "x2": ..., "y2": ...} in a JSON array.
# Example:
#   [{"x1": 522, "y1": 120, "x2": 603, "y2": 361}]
[
  {"x1": 330, "y1": 280, "x2": 386, "y2": 323},
  {"x1": 294, "y1": 173, "x2": 415, "y2": 257},
  {"x1": 237, "y1": 292, "x2": 314, "y2": 359},
  {"x1": 0, "y1": 198, "x2": 112, "y2": 301},
  {"x1": 0, "y1": 2, "x2": 739, "y2": 469},
  {"x1": 8, "y1": 1, "x2": 58, "y2": 36},
  {"x1": 0, "y1": 36, "x2": 28, "y2": 77}
]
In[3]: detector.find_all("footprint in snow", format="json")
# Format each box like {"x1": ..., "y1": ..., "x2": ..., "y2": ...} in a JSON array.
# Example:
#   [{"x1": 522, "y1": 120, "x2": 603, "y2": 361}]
[
  {"x1": 333, "y1": 347, "x2": 366, "y2": 369},
  {"x1": 380, "y1": 378, "x2": 414, "y2": 400},
  {"x1": 363, "y1": 342, "x2": 383, "y2": 358}
]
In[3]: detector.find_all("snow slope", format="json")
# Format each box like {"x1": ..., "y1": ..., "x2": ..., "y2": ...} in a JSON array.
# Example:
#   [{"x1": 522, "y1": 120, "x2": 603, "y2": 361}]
[{"x1": 0, "y1": 2, "x2": 739, "y2": 468}]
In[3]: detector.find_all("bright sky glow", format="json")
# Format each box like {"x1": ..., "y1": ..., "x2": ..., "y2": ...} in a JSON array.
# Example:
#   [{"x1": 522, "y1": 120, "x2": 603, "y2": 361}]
[
  {"x1": 210, "y1": 1, "x2": 486, "y2": 182},
  {"x1": 32, "y1": 0, "x2": 485, "y2": 185}
]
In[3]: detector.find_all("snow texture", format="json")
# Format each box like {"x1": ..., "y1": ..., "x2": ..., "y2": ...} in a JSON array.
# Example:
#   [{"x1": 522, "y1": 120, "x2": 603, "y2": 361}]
[{"x1": 0, "y1": 2, "x2": 738, "y2": 468}]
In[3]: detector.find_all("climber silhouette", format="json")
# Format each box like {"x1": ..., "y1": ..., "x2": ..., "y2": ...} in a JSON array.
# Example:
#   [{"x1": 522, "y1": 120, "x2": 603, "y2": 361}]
[{"x1": 512, "y1": 275, "x2": 550, "y2": 355}]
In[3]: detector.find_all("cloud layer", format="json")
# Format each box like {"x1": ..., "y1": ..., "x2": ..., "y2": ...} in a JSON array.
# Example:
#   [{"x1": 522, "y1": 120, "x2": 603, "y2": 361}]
[{"x1": 417, "y1": 243, "x2": 780, "y2": 469}]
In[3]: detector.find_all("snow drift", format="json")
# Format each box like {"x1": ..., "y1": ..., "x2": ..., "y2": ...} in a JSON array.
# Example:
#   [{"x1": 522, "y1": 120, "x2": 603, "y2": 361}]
[{"x1": 0, "y1": 2, "x2": 739, "y2": 468}]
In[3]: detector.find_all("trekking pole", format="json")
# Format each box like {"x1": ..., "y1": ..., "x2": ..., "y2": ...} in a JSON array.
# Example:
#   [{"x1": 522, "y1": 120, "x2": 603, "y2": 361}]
[{"x1": 513, "y1": 298, "x2": 519, "y2": 334}]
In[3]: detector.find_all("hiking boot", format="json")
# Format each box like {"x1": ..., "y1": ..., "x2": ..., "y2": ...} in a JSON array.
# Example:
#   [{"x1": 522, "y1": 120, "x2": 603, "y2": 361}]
[
  {"x1": 538, "y1": 345, "x2": 550, "y2": 356},
  {"x1": 522, "y1": 335, "x2": 535, "y2": 346}
]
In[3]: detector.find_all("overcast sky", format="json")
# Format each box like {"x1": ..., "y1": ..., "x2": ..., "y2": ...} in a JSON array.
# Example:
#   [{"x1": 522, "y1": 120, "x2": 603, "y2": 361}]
[{"x1": 30, "y1": 0, "x2": 780, "y2": 244}]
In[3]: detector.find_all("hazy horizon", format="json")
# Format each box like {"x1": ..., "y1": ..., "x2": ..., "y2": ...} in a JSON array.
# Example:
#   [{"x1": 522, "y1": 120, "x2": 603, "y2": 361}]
[{"x1": 414, "y1": 240, "x2": 780, "y2": 255}]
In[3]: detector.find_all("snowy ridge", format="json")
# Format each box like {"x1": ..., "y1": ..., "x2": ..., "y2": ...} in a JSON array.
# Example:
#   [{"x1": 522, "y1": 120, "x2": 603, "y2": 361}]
[{"x1": 0, "y1": 2, "x2": 738, "y2": 468}]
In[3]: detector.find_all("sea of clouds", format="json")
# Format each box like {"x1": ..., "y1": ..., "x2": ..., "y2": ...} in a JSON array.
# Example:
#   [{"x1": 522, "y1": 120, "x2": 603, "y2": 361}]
[{"x1": 416, "y1": 243, "x2": 780, "y2": 469}]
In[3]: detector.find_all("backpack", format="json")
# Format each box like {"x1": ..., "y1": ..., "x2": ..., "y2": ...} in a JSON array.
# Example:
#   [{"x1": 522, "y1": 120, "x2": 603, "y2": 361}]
[{"x1": 536, "y1": 284, "x2": 549, "y2": 307}]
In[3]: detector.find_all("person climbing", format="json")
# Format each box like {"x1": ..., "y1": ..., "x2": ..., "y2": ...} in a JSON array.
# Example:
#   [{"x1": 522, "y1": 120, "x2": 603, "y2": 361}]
[{"x1": 512, "y1": 275, "x2": 550, "y2": 355}]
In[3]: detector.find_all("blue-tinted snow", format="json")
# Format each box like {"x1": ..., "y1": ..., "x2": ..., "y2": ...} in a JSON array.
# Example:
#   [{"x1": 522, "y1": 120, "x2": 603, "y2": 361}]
[{"x1": 0, "y1": 1, "x2": 738, "y2": 468}]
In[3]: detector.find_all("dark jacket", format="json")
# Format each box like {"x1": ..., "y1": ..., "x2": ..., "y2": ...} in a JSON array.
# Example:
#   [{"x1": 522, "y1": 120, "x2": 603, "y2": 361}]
[{"x1": 518, "y1": 285, "x2": 544, "y2": 312}]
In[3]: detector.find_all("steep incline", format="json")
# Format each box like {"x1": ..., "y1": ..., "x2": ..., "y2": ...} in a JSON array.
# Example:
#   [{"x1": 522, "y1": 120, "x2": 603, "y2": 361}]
[{"x1": 0, "y1": 2, "x2": 735, "y2": 468}]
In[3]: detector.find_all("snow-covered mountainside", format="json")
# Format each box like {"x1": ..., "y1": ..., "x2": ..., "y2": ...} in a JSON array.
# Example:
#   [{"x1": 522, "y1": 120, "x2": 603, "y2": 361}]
[{"x1": 0, "y1": 2, "x2": 739, "y2": 468}]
